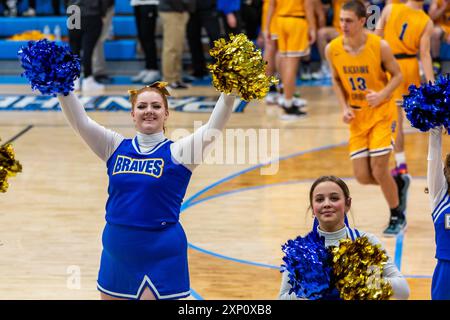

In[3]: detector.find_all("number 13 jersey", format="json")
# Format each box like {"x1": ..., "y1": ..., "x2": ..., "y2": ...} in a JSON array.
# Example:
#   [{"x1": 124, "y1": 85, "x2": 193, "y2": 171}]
[{"x1": 328, "y1": 33, "x2": 389, "y2": 110}]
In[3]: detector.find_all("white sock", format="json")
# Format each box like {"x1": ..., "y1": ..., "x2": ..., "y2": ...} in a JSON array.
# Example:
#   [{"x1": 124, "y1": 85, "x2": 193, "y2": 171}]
[{"x1": 395, "y1": 152, "x2": 406, "y2": 166}]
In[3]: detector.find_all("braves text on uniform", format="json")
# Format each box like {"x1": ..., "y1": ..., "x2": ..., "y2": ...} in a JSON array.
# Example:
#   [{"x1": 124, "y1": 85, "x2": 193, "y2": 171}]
[{"x1": 112, "y1": 156, "x2": 164, "y2": 178}]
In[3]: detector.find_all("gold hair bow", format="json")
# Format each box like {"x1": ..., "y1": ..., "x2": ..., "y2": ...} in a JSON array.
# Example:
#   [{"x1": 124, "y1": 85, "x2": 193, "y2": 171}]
[{"x1": 128, "y1": 81, "x2": 171, "y2": 97}]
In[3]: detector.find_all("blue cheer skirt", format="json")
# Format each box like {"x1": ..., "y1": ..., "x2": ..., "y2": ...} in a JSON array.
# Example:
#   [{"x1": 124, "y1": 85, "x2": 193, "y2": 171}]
[
  {"x1": 432, "y1": 259, "x2": 450, "y2": 300},
  {"x1": 97, "y1": 222, "x2": 190, "y2": 300}
]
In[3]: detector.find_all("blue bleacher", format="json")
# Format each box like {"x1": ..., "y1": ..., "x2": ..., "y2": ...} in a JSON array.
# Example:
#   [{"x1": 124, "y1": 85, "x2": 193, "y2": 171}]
[
  {"x1": 0, "y1": 0, "x2": 448, "y2": 62},
  {"x1": 0, "y1": 39, "x2": 136, "y2": 60},
  {"x1": 0, "y1": 16, "x2": 137, "y2": 37},
  {"x1": 0, "y1": 0, "x2": 133, "y2": 16}
]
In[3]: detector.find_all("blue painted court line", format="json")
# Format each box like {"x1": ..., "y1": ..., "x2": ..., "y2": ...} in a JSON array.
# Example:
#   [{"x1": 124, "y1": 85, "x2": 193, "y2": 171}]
[
  {"x1": 188, "y1": 243, "x2": 280, "y2": 270},
  {"x1": 403, "y1": 275, "x2": 432, "y2": 279},
  {"x1": 185, "y1": 176, "x2": 428, "y2": 273},
  {"x1": 0, "y1": 76, "x2": 28, "y2": 84},
  {"x1": 394, "y1": 226, "x2": 405, "y2": 270},
  {"x1": 181, "y1": 140, "x2": 348, "y2": 210},
  {"x1": 189, "y1": 288, "x2": 204, "y2": 300},
  {"x1": 182, "y1": 136, "x2": 427, "y2": 278},
  {"x1": 186, "y1": 179, "x2": 310, "y2": 209}
]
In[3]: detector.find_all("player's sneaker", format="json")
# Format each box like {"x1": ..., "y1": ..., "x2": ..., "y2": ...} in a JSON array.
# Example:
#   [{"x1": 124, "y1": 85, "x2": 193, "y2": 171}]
[
  {"x1": 383, "y1": 214, "x2": 407, "y2": 237},
  {"x1": 280, "y1": 105, "x2": 307, "y2": 120}
]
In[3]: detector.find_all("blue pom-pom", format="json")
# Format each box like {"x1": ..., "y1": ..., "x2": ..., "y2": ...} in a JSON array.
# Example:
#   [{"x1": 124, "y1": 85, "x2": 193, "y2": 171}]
[
  {"x1": 402, "y1": 73, "x2": 450, "y2": 132},
  {"x1": 18, "y1": 39, "x2": 80, "y2": 96},
  {"x1": 281, "y1": 232, "x2": 333, "y2": 300}
]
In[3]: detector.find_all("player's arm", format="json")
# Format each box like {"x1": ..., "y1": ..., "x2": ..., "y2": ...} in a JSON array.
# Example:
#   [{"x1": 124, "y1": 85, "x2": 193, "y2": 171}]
[
  {"x1": 305, "y1": 0, "x2": 317, "y2": 44},
  {"x1": 325, "y1": 43, "x2": 354, "y2": 123},
  {"x1": 366, "y1": 40, "x2": 402, "y2": 107},
  {"x1": 429, "y1": 0, "x2": 448, "y2": 21},
  {"x1": 374, "y1": 3, "x2": 392, "y2": 37},
  {"x1": 419, "y1": 20, "x2": 436, "y2": 83}
]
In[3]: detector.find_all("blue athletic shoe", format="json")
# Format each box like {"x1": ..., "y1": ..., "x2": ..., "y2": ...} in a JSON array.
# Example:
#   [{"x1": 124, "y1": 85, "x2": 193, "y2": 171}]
[{"x1": 383, "y1": 215, "x2": 407, "y2": 237}]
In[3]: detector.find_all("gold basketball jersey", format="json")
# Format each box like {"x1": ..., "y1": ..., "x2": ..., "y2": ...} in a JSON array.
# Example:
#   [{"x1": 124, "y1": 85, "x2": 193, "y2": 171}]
[
  {"x1": 383, "y1": 3, "x2": 431, "y2": 55},
  {"x1": 328, "y1": 33, "x2": 389, "y2": 109}
]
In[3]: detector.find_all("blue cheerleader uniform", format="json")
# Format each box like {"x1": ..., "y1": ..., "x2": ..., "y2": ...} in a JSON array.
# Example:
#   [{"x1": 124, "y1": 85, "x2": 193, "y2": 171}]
[
  {"x1": 431, "y1": 192, "x2": 450, "y2": 300},
  {"x1": 97, "y1": 137, "x2": 192, "y2": 300},
  {"x1": 311, "y1": 216, "x2": 360, "y2": 300}
]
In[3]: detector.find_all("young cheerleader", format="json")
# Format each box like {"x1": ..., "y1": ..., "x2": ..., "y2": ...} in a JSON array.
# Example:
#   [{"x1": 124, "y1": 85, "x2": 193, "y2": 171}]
[{"x1": 278, "y1": 175, "x2": 410, "y2": 300}]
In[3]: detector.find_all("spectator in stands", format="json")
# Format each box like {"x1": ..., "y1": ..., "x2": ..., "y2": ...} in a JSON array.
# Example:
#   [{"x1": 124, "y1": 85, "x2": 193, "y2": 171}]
[
  {"x1": 311, "y1": 0, "x2": 343, "y2": 80},
  {"x1": 67, "y1": 0, "x2": 111, "y2": 94},
  {"x1": 23, "y1": 0, "x2": 63, "y2": 16},
  {"x1": 131, "y1": 0, "x2": 161, "y2": 84},
  {"x1": 159, "y1": 0, "x2": 195, "y2": 89},
  {"x1": 241, "y1": 0, "x2": 263, "y2": 41},
  {"x1": 429, "y1": 0, "x2": 450, "y2": 75},
  {"x1": 300, "y1": 0, "x2": 326, "y2": 81},
  {"x1": 217, "y1": 0, "x2": 242, "y2": 36},
  {"x1": 266, "y1": 0, "x2": 316, "y2": 119},
  {"x1": 93, "y1": 0, "x2": 115, "y2": 84},
  {"x1": 1, "y1": 0, "x2": 18, "y2": 16},
  {"x1": 187, "y1": 0, "x2": 221, "y2": 80}
]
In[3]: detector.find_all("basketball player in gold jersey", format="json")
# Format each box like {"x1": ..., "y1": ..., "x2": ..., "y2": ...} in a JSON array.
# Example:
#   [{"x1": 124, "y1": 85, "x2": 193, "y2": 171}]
[
  {"x1": 262, "y1": 0, "x2": 280, "y2": 104},
  {"x1": 375, "y1": 0, "x2": 434, "y2": 215},
  {"x1": 266, "y1": 0, "x2": 316, "y2": 118},
  {"x1": 326, "y1": 0, "x2": 405, "y2": 235}
]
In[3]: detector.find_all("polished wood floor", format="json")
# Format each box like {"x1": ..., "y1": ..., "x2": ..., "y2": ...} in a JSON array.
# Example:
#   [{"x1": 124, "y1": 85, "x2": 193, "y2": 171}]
[{"x1": 0, "y1": 84, "x2": 444, "y2": 300}]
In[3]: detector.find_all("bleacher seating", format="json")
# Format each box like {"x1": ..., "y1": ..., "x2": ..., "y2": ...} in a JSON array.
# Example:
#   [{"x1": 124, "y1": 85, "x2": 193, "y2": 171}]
[
  {"x1": 0, "y1": 0, "x2": 449, "y2": 62},
  {"x1": 0, "y1": 0, "x2": 133, "y2": 16}
]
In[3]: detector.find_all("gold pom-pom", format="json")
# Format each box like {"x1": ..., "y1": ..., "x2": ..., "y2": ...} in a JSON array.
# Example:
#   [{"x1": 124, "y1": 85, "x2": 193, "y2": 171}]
[
  {"x1": 207, "y1": 33, "x2": 278, "y2": 101},
  {"x1": 0, "y1": 139, "x2": 22, "y2": 193},
  {"x1": 330, "y1": 236, "x2": 393, "y2": 300}
]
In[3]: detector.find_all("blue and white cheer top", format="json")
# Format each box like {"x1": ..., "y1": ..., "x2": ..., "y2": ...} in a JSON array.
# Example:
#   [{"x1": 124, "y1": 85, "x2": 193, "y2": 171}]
[{"x1": 105, "y1": 138, "x2": 192, "y2": 229}]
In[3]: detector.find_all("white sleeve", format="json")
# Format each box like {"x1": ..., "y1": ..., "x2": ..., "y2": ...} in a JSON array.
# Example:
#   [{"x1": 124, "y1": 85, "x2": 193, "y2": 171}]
[
  {"x1": 364, "y1": 233, "x2": 410, "y2": 300},
  {"x1": 170, "y1": 93, "x2": 236, "y2": 171},
  {"x1": 57, "y1": 93, "x2": 124, "y2": 162},
  {"x1": 278, "y1": 271, "x2": 304, "y2": 300},
  {"x1": 427, "y1": 126, "x2": 448, "y2": 210}
]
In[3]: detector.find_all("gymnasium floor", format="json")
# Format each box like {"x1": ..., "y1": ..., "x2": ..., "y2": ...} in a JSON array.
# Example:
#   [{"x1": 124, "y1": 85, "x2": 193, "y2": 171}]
[{"x1": 0, "y1": 82, "x2": 444, "y2": 299}]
